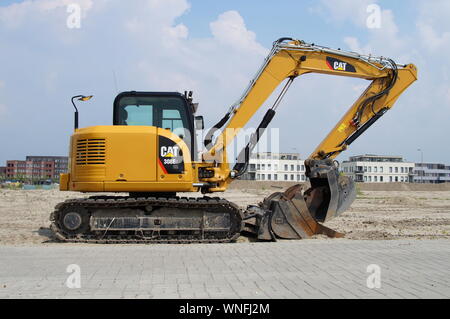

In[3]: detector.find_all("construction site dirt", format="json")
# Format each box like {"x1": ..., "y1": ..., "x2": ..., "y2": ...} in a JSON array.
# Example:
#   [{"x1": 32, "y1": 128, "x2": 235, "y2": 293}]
[{"x1": 0, "y1": 181, "x2": 449, "y2": 245}]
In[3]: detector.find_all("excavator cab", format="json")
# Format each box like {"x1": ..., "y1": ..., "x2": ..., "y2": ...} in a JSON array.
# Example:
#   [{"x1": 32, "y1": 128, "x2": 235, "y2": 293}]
[{"x1": 113, "y1": 91, "x2": 198, "y2": 160}]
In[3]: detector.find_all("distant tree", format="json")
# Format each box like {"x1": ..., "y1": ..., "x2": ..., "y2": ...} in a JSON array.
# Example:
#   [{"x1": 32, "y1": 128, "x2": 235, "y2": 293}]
[{"x1": 14, "y1": 173, "x2": 27, "y2": 183}]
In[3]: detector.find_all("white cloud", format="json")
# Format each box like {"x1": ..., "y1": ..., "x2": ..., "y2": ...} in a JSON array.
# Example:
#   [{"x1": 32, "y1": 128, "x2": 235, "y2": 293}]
[
  {"x1": 316, "y1": 0, "x2": 376, "y2": 27},
  {"x1": 38, "y1": 0, "x2": 93, "y2": 12},
  {"x1": 210, "y1": 11, "x2": 267, "y2": 55},
  {"x1": 164, "y1": 23, "x2": 189, "y2": 39},
  {"x1": 417, "y1": 22, "x2": 450, "y2": 52},
  {"x1": 317, "y1": 1, "x2": 411, "y2": 61},
  {"x1": 416, "y1": 0, "x2": 450, "y2": 31},
  {"x1": 344, "y1": 36, "x2": 365, "y2": 53},
  {"x1": 344, "y1": 9, "x2": 407, "y2": 59}
]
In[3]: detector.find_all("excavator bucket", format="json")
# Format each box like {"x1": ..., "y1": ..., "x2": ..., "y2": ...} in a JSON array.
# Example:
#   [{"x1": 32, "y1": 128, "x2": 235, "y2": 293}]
[{"x1": 245, "y1": 159, "x2": 356, "y2": 240}]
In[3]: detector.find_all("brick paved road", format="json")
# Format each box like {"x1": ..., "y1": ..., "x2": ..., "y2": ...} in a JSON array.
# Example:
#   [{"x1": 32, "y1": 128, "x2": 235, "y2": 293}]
[{"x1": 0, "y1": 240, "x2": 449, "y2": 299}]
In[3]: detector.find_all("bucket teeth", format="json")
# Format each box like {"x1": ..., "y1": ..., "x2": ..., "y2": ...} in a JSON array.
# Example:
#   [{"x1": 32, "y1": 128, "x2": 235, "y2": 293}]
[{"x1": 244, "y1": 161, "x2": 355, "y2": 241}]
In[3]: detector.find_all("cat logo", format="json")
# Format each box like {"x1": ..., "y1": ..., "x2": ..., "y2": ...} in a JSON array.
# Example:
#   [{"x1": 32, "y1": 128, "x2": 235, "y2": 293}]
[
  {"x1": 158, "y1": 136, "x2": 184, "y2": 174},
  {"x1": 160, "y1": 146, "x2": 180, "y2": 158},
  {"x1": 334, "y1": 61, "x2": 347, "y2": 71},
  {"x1": 326, "y1": 57, "x2": 356, "y2": 72}
]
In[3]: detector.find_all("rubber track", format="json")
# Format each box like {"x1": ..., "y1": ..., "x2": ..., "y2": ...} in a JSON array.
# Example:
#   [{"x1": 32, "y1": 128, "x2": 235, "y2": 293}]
[{"x1": 50, "y1": 196, "x2": 244, "y2": 244}]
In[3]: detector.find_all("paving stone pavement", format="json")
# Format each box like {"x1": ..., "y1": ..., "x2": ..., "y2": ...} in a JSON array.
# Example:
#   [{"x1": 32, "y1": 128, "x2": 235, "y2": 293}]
[{"x1": 0, "y1": 239, "x2": 449, "y2": 299}]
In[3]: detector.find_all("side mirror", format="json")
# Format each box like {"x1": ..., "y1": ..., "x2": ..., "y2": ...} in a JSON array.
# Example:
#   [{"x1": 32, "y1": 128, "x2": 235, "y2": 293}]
[{"x1": 195, "y1": 116, "x2": 204, "y2": 130}]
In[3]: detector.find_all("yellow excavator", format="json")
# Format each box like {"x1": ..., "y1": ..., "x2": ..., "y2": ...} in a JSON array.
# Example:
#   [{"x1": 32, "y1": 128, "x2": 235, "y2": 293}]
[{"x1": 51, "y1": 38, "x2": 417, "y2": 243}]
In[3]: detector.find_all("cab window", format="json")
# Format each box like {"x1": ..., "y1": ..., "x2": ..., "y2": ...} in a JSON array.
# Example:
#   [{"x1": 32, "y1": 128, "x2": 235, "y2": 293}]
[
  {"x1": 115, "y1": 96, "x2": 189, "y2": 134},
  {"x1": 162, "y1": 109, "x2": 184, "y2": 132},
  {"x1": 120, "y1": 104, "x2": 153, "y2": 126}
]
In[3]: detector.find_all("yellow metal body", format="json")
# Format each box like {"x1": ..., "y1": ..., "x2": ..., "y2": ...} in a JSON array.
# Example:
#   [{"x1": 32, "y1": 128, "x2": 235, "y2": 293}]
[
  {"x1": 61, "y1": 39, "x2": 417, "y2": 194},
  {"x1": 61, "y1": 126, "x2": 198, "y2": 193}
]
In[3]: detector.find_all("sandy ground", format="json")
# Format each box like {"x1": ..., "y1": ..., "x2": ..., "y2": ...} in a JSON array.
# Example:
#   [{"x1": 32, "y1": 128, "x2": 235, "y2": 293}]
[{"x1": 0, "y1": 185, "x2": 449, "y2": 245}]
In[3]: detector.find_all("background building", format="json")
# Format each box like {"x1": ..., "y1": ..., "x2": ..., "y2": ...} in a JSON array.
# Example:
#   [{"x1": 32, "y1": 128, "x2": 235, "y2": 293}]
[
  {"x1": 4, "y1": 156, "x2": 68, "y2": 183},
  {"x1": 26, "y1": 156, "x2": 69, "y2": 179},
  {"x1": 241, "y1": 152, "x2": 307, "y2": 182},
  {"x1": 341, "y1": 154, "x2": 415, "y2": 183},
  {"x1": 413, "y1": 163, "x2": 450, "y2": 183}
]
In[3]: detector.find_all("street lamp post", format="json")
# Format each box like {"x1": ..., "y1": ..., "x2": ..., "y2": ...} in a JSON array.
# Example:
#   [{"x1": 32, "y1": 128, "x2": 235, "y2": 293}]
[{"x1": 417, "y1": 148, "x2": 423, "y2": 183}]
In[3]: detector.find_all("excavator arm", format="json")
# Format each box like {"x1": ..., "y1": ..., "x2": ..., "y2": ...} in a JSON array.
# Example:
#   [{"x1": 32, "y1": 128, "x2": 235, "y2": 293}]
[
  {"x1": 205, "y1": 38, "x2": 417, "y2": 166},
  {"x1": 201, "y1": 38, "x2": 417, "y2": 240}
]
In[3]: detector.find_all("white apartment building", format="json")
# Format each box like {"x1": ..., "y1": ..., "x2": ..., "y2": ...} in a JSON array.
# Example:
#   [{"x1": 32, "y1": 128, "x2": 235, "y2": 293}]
[
  {"x1": 413, "y1": 163, "x2": 450, "y2": 183},
  {"x1": 341, "y1": 154, "x2": 415, "y2": 183},
  {"x1": 241, "y1": 152, "x2": 307, "y2": 182}
]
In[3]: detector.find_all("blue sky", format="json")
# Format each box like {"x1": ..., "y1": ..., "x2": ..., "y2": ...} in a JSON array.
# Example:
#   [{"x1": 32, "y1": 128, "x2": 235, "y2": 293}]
[
  {"x1": 0, "y1": 0, "x2": 19, "y2": 6},
  {"x1": 0, "y1": 0, "x2": 449, "y2": 165},
  {"x1": 182, "y1": 0, "x2": 417, "y2": 46}
]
